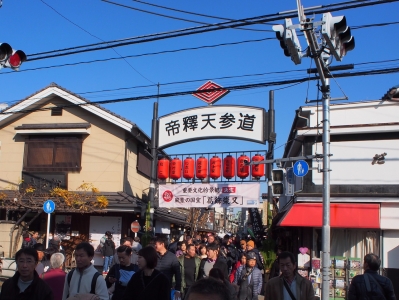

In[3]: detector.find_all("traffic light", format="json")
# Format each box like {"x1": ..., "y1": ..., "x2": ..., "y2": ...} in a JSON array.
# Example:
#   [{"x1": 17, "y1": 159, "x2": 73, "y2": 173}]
[
  {"x1": 271, "y1": 168, "x2": 286, "y2": 197},
  {"x1": 321, "y1": 12, "x2": 355, "y2": 61},
  {"x1": 0, "y1": 43, "x2": 26, "y2": 71},
  {"x1": 272, "y1": 18, "x2": 302, "y2": 65}
]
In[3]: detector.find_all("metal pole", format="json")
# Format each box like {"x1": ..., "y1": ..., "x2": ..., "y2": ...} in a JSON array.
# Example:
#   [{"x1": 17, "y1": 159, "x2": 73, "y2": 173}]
[
  {"x1": 304, "y1": 29, "x2": 331, "y2": 300},
  {"x1": 321, "y1": 79, "x2": 331, "y2": 300},
  {"x1": 148, "y1": 97, "x2": 159, "y2": 233},
  {"x1": 267, "y1": 90, "x2": 275, "y2": 208},
  {"x1": 46, "y1": 213, "x2": 51, "y2": 248}
]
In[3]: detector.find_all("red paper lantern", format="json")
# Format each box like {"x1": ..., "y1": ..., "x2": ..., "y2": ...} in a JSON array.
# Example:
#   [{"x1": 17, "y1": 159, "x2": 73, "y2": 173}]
[
  {"x1": 183, "y1": 157, "x2": 195, "y2": 180},
  {"x1": 237, "y1": 154, "x2": 250, "y2": 179},
  {"x1": 196, "y1": 156, "x2": 208, "y2": 180},
  {"x1": 210, "y1": 156, "x2": 221, "y2": 180},
  {"x1": 251, "y1": 154, "x2": 265, "y2": 179},
  {"x1": 169, "y1": 158, "x2": 182, "y2": 180},
  {"x1": 223, "y1": 155, "x2": 235, "y2": 179},
  {"x1": 157, "y1": 158, "x2": 169, "y2": 180}
]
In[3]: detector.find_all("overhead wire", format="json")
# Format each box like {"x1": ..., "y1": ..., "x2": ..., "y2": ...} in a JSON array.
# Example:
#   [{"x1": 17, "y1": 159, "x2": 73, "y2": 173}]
[
  {"x1": 39, "y1": 0, "x2": 155, "y2": 84},
  {"x1": 27, "y1": 0, "x2": 399, "y2": 61},
  {"x1": 1, "y1": 66, "x2": 398, "y2": 116}
]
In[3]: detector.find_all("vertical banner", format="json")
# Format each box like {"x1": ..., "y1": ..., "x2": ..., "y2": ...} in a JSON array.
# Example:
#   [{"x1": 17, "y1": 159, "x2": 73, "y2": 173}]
[{"x1": 248, "y1": 208, "x2": 264, "y2": 238}]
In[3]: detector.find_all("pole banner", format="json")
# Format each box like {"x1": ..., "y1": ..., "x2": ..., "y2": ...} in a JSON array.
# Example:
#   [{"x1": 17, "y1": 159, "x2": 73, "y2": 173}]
[{"x1": 159, "y1": 183, "x2": 260, "y2": 208}]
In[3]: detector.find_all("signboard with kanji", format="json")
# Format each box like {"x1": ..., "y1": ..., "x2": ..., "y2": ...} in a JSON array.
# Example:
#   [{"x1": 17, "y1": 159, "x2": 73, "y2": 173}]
[
  {"x1": 158, "y1": 105, "x2": 268, "y2": 149},
  {"x1": 159, "y1": 183, "x2": 260, "y2": 208}
]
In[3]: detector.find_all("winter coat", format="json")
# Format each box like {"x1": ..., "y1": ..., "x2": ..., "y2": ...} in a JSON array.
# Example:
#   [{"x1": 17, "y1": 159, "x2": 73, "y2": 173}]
[
  {"x1": 198, "y1": 256, "x2": 229, "y2": 280},
  {"x1": 102, "y1": 239, "x2": 115, "y2": 257},
  {"x1": 234, "y1": 265, "x2": 262, "y2": 300},
  {"x1": 62, "y1": 264, "x2": 109, "y2": 300},
  {"x1": 348, "y1": 269, "x2": 396, "y2": 300},
  {"x1": 177, "y1": 255, "x2": 201, "y2": 290},
  {"x1": 265, "y1": 273, "x2": 315, "y2": 300},
  {"x1": 0, "y1": 270, "x2": 53, "y2": 300},
  {"x1": 121, "y1": 269, "x2": 171, "y2": 300},
  {"x1": 155, "y1": 250, "x2": 182, "y2": 291}
]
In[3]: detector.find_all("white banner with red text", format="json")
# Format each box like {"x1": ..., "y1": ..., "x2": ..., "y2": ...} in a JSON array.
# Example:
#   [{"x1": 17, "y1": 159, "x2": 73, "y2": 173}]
[{"x1": 158, "y1": 183, "x2": 260, "y2": 208}]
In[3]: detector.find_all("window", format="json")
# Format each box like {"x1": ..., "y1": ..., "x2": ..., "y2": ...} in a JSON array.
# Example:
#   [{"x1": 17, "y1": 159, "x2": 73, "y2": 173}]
[
  {"x1": 51, "y1": 107, "x2": 63, "y2": 116},
  {"x1": 137, "y1": 147, "x2": 151, "y2": 178},
  {"x1": 23, "y1": 136, "x2": 82, "y2": 172}
]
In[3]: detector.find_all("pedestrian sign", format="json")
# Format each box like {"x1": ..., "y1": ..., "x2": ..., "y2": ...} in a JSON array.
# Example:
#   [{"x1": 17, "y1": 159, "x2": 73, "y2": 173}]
[
  {"x1": 43, "y1": 200, "x2": 55, "y2": 214},
  {"x1": 293, "y1": 160, "x2": 309, "y2": 177}
]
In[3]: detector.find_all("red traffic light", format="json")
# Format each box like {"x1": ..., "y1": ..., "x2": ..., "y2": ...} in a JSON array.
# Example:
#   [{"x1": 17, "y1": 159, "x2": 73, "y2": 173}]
[
  {"x1": 0, "y1": 43, "x2": 26, "y2": 71},
  {"x1": 9, "y1": 50, "x2": 26, "y2": 69}
]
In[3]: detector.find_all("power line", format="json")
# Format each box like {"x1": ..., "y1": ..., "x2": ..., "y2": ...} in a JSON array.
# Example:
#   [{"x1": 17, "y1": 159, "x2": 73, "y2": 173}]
[
  {"x1": 40, "y1": 0, "x2": 155, "y2": 84},
  {"x1": 1, "y1": 66, "x2": 398, "y2": 115},
  {"x1": 27, "y1": 0, "x2": 399, "y2": 61}
]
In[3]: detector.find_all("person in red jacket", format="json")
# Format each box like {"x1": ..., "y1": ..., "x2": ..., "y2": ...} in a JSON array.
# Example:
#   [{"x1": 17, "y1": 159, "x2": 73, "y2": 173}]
[
  {"x1": 42, "y1": 253, "x2": 66, "y2": 300},
  {"x1": 229, "y1": 252, "x2": 246, "y2": 283}
]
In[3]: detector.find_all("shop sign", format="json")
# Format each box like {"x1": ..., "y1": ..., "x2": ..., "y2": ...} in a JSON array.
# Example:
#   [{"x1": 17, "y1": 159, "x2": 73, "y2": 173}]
[
  {"x1": 159, "y1": 183, "x2": 260, "y2": 208},
  {"x1": 248, "y1": 208, "x2": 263, "y2": 238},
  {"x1": 158, "y1": 105, "x2": 268, "y2": 149}
]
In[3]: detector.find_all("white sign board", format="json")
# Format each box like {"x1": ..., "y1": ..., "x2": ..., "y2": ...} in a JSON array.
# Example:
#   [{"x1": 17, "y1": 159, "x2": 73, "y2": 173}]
[
  {"x1": 159, "y1": 183, "x2": 260, "y2": 208},
  {"x1": 89, "y1": 216, "x2": 122, "y2": 266},
  {"x1": 158, "y1": 105, "x2": 267, "y2": 149}
]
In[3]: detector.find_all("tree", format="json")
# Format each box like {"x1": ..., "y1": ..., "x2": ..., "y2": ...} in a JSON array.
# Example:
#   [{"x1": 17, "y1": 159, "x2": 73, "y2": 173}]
[{"x1": 0, "y1": 181, "x2": 108, "y2": 213}]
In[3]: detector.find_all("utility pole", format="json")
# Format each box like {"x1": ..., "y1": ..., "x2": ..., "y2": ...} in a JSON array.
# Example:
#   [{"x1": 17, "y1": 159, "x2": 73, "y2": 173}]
[
  {"x1": 267, "y1": 90, "x2": 275, "y2": 215},
  {"x1": 271, "y1": 1, "x2": 355, "y2": 299}
]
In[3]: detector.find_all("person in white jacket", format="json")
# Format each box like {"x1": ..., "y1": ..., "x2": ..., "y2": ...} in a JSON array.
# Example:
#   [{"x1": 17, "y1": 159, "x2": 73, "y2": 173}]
[{"x1": 62, "y1": 242, "x2": 109, "y2": 300}]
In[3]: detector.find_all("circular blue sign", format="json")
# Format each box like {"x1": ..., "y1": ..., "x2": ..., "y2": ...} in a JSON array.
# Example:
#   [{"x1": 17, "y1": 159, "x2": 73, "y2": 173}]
[
  {"x1": 43, "y1": 200, "x2": 55, "y2": 214},
  {"x1": 293, "y1": 160, "x2": 309, "y2": 177}
]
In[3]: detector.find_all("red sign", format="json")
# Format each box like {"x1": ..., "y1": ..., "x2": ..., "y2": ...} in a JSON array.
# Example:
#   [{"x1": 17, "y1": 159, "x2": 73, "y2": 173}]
[
  {"x1": 162, "y1": 190, "x2": 173, "y2": 202},
  {"x1": 131, "y1": 221, "x2": 140, "y2": 233},
  {"x1": 222, "y1": 187, "x2": 236, "y2": 193},
  {"x1": 192, "y1": 81, "x2": 229, "y2": 105}
]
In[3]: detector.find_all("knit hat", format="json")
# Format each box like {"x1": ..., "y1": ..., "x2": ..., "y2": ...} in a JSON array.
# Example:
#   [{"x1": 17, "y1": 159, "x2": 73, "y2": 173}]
[
  {"x1": 247, "y1": 240, "x2": 255, "y2": 248},
  {"x1": 240, "y1": 240, "x2": 247, "y2": 246}
]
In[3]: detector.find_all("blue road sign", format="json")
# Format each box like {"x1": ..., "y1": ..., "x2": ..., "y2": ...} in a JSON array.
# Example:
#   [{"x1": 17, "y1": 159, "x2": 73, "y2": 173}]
[
  {"x1": 293, "y1": 160, "x2": 309, "y2": 177},
  {"x1": 43, "y1": 200, "x2": 55, "y2": 214}
]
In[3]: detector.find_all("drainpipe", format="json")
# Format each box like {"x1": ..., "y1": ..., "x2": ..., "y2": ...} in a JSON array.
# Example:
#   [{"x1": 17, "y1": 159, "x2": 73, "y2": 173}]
[{"x1": 9, "y1": 209, "x2": 31, "y2": 258}]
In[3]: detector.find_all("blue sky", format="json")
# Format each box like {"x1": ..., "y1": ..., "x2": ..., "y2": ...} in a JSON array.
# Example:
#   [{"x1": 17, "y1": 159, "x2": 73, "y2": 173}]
[{"x1": 0, "y1": 0, "x2": 398, "y2": 196}]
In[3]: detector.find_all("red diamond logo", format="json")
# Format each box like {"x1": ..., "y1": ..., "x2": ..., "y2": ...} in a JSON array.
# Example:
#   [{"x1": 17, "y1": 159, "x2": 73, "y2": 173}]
[{"x1": 192, "y1": 81, "x2": 229, "y2": 105}]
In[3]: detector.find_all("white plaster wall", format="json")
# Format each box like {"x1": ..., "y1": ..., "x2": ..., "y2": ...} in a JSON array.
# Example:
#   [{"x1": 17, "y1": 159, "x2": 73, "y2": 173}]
[
  {"x1": 306, "y1": 101, "x2": 399, "y2": 128},
  {"x1": 312, "y1": 139, "x2": 398, "y2": 185},
  {"x1": 382, "y1": 230, "x2": 399, "y2": 268},
  {"x1": 381, "y1": 203, "x2": 399, "y2": 230}
]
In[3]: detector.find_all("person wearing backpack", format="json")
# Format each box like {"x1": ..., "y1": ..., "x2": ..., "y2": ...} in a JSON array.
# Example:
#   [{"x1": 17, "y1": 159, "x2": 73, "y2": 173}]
[
  {"x1": 105, "y1": 245, "x2": 138, "y2": 300},
  {"x1": 62, "y1": 242, "x2": 108, "y2": 300},
  {"x1": 348, "y1": 253, "x2": 396, "y2": 300}
]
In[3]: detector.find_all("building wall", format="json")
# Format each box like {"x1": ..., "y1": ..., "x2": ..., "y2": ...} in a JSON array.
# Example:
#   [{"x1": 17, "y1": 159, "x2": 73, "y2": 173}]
[
  {"x1": 0, "y1": 96, "x2": 148, "y2": 194},
  {"x1": 311, "y1": 139, "x2": 399, "y2": 185}
]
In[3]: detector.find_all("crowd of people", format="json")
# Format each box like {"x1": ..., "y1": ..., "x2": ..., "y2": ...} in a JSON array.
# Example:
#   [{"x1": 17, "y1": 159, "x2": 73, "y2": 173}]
[{"x1": 0, "y1": 231, "x2": 395, "y2": 300}]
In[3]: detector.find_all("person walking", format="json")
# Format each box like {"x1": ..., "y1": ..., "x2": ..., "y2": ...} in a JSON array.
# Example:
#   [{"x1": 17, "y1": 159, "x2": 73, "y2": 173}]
[
  {"x1": 348, "y1": 253, "x2": 396, "y2": 300},
  {"x1": 178, "y1": 244, "x2": 201, "y2": 299},
  {"x1": 121, "y1": 246, "x2": 171, "y2": 300},
  {"x1": 62, "y1": 242, "x2": 109, "y2": 300},
  {"x1": 42, "y1": 253, "x2": 67, "y2": 300},
  {"x1": 105, "y1": 245, "x2": 139, "y2": 300},
  {"x1": 110, "y1": 237, "x2": 138, "y2": 268},
  {"x1": 245, "y1": 240, "x2": 264, "y2": 271},
  {"x1": 264, "y1": 251, "x2": 314, "y2": 300},
  {"x1": 154, "y1": 236, "x2": 182, "y2": 300},
  {"x1": 132, "y1": 237, "x2": 142, "y2": 253},
  {"x1": 102, "y1": 233, "x2": 116, "y2": 275},
  {"x1": 0, "y1": 247, "x2": 53, "y2": 300},
  {"x1": 197, "y1": 243, "x2": 229, "y2": 280},
  {"x1": 184, "y1": 277, "x2": 230, "y2": 300},
  {"x1": 234, "y1": 251, "x2": 262, "y2": 300},
  {"x1": 209, "y1": 268, "x2": 238, "y2": 300}
]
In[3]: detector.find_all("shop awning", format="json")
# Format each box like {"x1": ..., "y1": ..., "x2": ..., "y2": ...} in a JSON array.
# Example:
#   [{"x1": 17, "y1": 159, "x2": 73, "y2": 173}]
[{"x1": 278, "y1": 203, "x2": 380, "y2": 228}]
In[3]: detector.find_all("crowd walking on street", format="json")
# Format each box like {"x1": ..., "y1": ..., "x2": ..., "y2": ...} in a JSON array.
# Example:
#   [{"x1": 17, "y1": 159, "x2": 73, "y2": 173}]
[{"x1": 0, "y1": 231, "x2": 396, "y2": 300}]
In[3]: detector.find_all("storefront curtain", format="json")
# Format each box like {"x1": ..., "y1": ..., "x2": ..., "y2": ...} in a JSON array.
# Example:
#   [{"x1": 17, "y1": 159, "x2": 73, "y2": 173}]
[{"x1": 331, "y1": 229, "x2": 379, "y2": 259}]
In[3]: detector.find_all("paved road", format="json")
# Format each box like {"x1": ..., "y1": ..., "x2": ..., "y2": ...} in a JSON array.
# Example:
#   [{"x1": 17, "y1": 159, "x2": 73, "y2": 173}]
[{"x1": 258, "y1": 296, "x2": 264, "y2": 300}]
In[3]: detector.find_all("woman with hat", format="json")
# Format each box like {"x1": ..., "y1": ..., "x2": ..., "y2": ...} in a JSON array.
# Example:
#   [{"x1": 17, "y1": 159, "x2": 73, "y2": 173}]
[{"x1": 233, "y1": 251, "x2": 262, "y2": 300}]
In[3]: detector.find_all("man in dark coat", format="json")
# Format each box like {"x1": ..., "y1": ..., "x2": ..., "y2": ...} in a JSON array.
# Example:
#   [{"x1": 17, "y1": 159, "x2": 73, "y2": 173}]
[
  {"x1": 198, "y1": 242, "x2": 229, "y2": 280},
  {"x1": 154, "y1": 236, "x2": 182, "y2": 300},
  {"x1": 0, "y1": 247, "x2": 53, "y2": 300},
  {"x1": 348, "y1": 253, "x2": 396, "y2": 300}
]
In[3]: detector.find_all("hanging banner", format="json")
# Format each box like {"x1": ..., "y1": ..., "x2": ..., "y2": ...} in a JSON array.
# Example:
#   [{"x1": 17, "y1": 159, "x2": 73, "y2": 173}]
[
  {"x1": 248, "y1": 208, "x2": 264, "y2": 238},
  {"x1": 158, "y1": 105, "x2": 268, "y2": 149},
  {"x1": 159, "y1": 183, "x2": 260, "y2": 208}
]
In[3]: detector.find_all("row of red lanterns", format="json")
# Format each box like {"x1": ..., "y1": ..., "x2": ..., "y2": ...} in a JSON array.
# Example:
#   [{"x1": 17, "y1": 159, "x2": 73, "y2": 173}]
[{"x1": 157, "y1": 154, "x2": 265, "y2": 180}]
